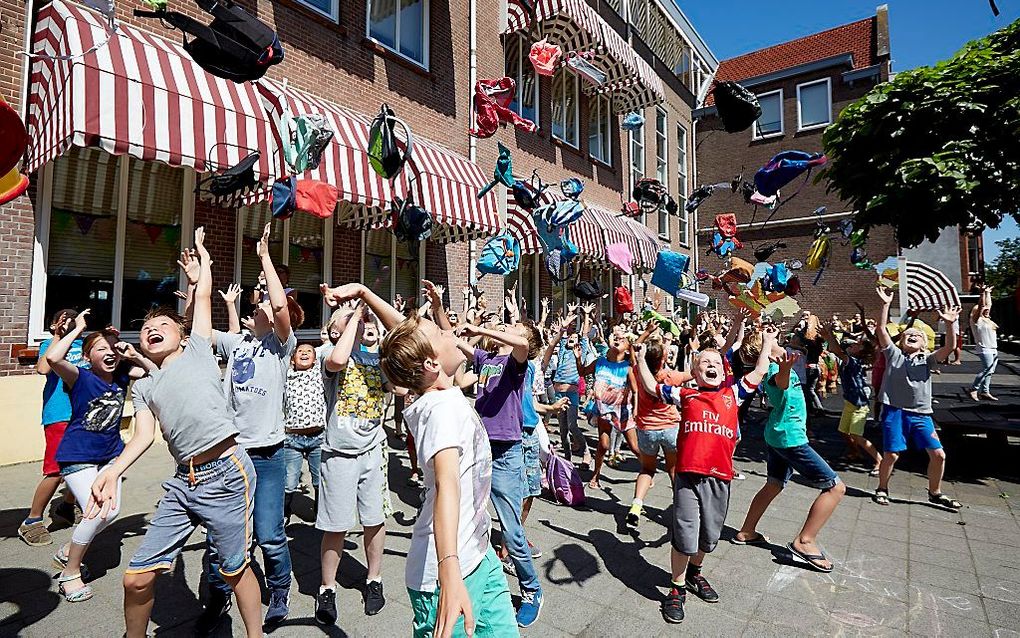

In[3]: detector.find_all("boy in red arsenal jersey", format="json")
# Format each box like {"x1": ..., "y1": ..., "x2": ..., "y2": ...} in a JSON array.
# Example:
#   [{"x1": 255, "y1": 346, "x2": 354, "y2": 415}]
[{"x1": 634, "y1": 327, "x2": 776, "y2": 625}]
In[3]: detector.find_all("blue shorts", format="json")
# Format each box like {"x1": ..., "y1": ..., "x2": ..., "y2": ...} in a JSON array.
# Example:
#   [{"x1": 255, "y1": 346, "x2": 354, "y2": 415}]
[
  {"x1": 636, "y1": 427, "x2": 678, "y2": 457},
  {"x1": 880, "y1": 405, "x2": 942, "y2": 453},
  {"x1": 766, "y1": 443, "x2": 839, "y2": 491}
]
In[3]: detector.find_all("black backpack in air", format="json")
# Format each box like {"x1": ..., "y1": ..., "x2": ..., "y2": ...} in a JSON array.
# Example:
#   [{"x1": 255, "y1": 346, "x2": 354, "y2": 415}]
[
  {"x1": 195, "y1": 152, "x2": 260, "y2": 200},
  {"x1": 369, "y1": 104, "x2": 414, "y2": 180},
  {"x1": 713, "y1": 81, "x2": 762, "y2": 133},
  {"x1": 391, "y1": 195, "x2": 432, "y2": 245}
]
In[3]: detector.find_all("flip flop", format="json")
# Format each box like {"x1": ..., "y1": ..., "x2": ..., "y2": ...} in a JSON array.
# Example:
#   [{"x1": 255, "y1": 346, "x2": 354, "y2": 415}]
[
  {"x1": 731, "y1": 532, "x2": 770, "y2": 546},
  {"x1": 787, "y1": 542, "x2": 833, "y2": 573}
]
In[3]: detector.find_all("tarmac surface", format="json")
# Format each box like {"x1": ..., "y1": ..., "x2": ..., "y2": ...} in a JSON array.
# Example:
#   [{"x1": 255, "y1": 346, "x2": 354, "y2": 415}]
[{"x1": 1, "y1": 347, "x2": 1018, "y2": 637}]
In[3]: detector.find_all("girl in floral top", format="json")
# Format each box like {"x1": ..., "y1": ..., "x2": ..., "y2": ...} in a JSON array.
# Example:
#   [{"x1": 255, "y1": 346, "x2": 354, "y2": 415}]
[{"x1": 283, "y1": 343, "x2": 327, "y2": 522}]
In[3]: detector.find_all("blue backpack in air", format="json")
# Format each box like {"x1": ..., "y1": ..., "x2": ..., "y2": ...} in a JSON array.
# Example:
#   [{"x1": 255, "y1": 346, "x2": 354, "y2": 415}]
[{"x1": 476, "y1": 233, "x2": 521, "y2": 277}]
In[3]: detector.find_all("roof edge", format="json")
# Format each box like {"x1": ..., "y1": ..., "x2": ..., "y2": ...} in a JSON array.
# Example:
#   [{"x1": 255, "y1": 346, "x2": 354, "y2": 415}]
[
  {"x1": 656, "y1": 0, "x2": 719, "y2": 69},
  {"x1": 738, "y1": 53, "x2": 855, "y2": 87}
]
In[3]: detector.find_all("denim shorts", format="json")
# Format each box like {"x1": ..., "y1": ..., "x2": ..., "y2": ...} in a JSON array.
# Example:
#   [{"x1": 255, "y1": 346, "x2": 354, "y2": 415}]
[
  {"x1": 126, "y1": 449, "x2": 255, "y2": 577},
  {"x1": 766, "y1": 443, "x2": 839, "y2": 491},
  {"x1": 521, "y1": 428, "x2": 542, "y2": 499},
  {"x1": 636, "y1": 427, "x2": 678, "y2": 457},
  {"x1": 880, "y1": 405, "x2": 942, "y2": 453}
]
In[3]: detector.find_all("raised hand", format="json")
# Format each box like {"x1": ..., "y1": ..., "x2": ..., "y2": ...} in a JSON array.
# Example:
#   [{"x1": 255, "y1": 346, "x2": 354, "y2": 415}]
[
  {"x1": 541, "y1": 297, "x2": 550, "y2": 311},
  {"x1": 241, "y1": 315, "x2": 256, "y2": 332},
  {"x1": 581, "y1": 302, "x2": 596, "y2": 316},
  {"x1": 876, "y1": 286, "x2": 894, "y2": 304},
  {"x1": 73, "y1": 309, "x2": 90, "y2": 332},
  {"x1": 567, "y1": 302, "x2": 579, "y2": 315},
  {"x1": 320, "y1": 283, "x2": 365, "y2": 308},
  {"x1": 422, "y1": 280, "x2": 443, "y2": 307},
  {"x1": 218, "y1": 283, "x2": 242, "y2": 305},
  {"x1": 256, "y1": 222, "x2": 272, "y2": 259},
  {"x1": 938, "y1": 305, "x2": 961, "y2": 323},
  {"x1": 193, "y1": 226, "x2": 209, "y2": 260},
  {"x1": 777, "y1": 349, "x2": 800, "y2": 371},
  {"x1": 114, "y1": 341, "x2": 143, "y2": 363},
  {"x1": 177, "y1": 249, "x2": 200, "y2": 285}
]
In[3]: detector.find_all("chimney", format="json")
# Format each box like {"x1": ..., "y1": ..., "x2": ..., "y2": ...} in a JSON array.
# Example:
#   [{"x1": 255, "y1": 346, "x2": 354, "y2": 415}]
[{"x1": 875, "y1": 4, "x2": 890, "y2": 59}]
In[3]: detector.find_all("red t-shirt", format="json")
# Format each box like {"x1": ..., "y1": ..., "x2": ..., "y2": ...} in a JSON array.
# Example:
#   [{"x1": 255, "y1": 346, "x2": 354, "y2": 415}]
[
  {"x1": 659, "y1": 378, "x2": 757, "y2": 481},
  {"x1": 634, "y1": 369, "x2": 689, "y2": 431}
]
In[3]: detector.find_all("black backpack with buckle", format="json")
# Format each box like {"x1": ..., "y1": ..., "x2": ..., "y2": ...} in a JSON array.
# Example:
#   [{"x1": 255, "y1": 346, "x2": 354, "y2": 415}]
[{"x1": 195, "y1": 151, "x2": 260, "y2": 199}]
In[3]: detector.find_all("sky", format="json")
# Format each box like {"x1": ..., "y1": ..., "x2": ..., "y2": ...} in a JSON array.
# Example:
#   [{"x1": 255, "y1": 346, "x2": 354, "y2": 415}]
[{"x1": 678, "y1": 0, "x2": 1020, "y2": 263}]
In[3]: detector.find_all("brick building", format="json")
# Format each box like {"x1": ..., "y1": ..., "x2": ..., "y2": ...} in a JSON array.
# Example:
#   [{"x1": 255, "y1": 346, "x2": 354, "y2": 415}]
[
  {"x1": 693, "y1": 6, "x2": 898, "y2": 320},
  {"x1": 0, "y1": 0, "x2": 714, "y2": 463}
]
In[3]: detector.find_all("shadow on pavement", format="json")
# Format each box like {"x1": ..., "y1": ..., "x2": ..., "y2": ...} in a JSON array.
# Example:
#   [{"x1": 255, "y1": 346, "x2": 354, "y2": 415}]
[{"x1": 0, "y1": 568, "x2": 61, "y2": 633}]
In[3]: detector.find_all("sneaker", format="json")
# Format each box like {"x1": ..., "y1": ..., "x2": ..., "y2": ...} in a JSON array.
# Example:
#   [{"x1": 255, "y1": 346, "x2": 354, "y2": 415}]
[
  {"x1": 685, "y1": 570, "x2": 719, "y2": 603},
  {"x1": 194, "y1": 589, "x2": 232, "y2": 637},
  {"x1": 528, "y1": 541, "x2": 542, "y2": 559},
  {"x1": 501, "y1": 554, "x2": 517, "y2": 578},
  {"x1": 364, "y1": 580, "x2": 386, "y2": 616},
  {"x1": 516, "y1": 589, "x2": 544, "y2": 627},
  {"x1": 18, "y1": 520, "x2": 52, "y2": 546},
  {"x1": 733, "y1": 471, "x2": 746, "y2": 481},
  {"x1": 661, "y1": 586, "x2": 686, "y2": 624},
  {"x1": 264, "y1": 588, "x2": 290, "y2": 626},
  {"x1": 51, "y1": 501, "x2": 77, "y2": 527},
  {"x1": 315, "y1": 588, "x2": 338, "y2": 626}
]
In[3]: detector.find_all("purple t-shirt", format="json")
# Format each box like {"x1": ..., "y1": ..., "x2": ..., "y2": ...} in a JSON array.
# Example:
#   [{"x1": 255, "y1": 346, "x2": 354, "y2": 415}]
[{"x1": 473, "y1": 348, "x2": 526, "y2": 442}]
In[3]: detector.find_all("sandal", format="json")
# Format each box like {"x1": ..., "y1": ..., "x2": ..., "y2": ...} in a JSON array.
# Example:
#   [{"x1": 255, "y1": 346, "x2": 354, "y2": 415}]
[
  {"x1": 868, "y1": 467, "x2": 880, "y2": 477},
  {"x1": 873, "y1": 489, "x2": 890, "y2": 506},
  {"x1": 52, "y1": 547, "x2": 90, "y2": 580},
  {"x1": 731, "y1": 532, "x2": 770, "y2": 546},
  {"x1": 57, "y1": 572, "x2": 93, "y2": 603},
  {"x1": 787, "y1": 542, "x2": 833, "y2": 573},
  {"x1": 928, "y1": 491, "x2": 962, "y2": 510}
]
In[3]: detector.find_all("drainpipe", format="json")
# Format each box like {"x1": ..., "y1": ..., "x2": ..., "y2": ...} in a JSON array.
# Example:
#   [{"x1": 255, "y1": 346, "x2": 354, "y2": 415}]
[
  {"x1": 466, "y1": 0, "x2": 479, "y2": 290},
  {"x1": 690, "y1": 116, "x2": 700, "y2": 299}
]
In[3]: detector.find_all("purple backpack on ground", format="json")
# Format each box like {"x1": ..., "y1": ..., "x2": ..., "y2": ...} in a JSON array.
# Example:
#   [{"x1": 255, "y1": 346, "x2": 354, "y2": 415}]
[{"x1": 545, "y1": 452, "x2": 585, "y2": 506}]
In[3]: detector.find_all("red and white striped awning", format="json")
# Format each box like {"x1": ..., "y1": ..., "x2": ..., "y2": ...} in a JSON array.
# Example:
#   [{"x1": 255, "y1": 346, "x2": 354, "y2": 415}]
[
  {"x1": 587, "y1": 205, "x2": 640, "y2": 270},
  {"x1": 505, "y1": 0, "x2": 665, "y2": 112},
  {"x1": 505, "y1": 186, "x2": 543, "y2": 255},
  {"x1": 27, "y1": 0, "x2": 278, "y2": 186},
  {"x1": 905, "y1": 260, "x2": 960, "y2": 311},
  {"x1": 410, "y1": 140, "x2": 501, "y2": 243},
  {"x1": 504, "y1": 186, "x2": 605, "y2": 262},
  {"x1": 626, "y1": 218, "x2": 667, "y2": 271}
]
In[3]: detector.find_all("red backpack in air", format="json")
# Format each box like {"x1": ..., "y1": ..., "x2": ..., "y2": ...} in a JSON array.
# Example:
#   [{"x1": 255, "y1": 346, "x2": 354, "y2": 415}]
[{"x1": 614, "y1": 286, "x2": 634, "y2": 314}]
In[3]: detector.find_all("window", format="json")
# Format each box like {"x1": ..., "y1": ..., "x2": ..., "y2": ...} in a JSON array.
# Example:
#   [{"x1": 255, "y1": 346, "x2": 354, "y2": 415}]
[
  {"x1": 753, "y1": 89, "x2": 783, "y2": 138},
  {"x1": 588, "y1": 95, "x2": 612, "y2": 164},
  {"x1": 287, "y1": 214, "x2": 327, "y2": 329},
  {"x1": 364, "y1": 228, "x2": 393, "y2": 304},
  {"x1": 297, "y1": 0, "x2": 338, "y2": 21},
  {"x1": 655, "y1": 108, "x2": 668, "y2": 238},
  {"x1": 43, "y1": 148, "x2": 186, "y2": 331},
  {"x1": 676, "y1": 123, "x2": 689, "y2": 245},
  {"x1": 551, "y1": 69, "x2": 579, "y2": 147},
  {"x1": 367, "y1": 0, "x2": 429, "y2": 67},
  {"x1": 504, "y1": 34, "x2": 538, "y2": 126},
  {"x1": 629, "y1": 120, "x2": 644, "y2": 193},
  {"x1": 797, "y1": 78, "x2": 831, "y2": 130}
]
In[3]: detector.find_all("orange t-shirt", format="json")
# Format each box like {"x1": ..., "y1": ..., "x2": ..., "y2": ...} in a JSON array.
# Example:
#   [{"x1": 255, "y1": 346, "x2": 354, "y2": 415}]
[{"x1": 633, "y1": 369, "x2": 689, "y2": 431}]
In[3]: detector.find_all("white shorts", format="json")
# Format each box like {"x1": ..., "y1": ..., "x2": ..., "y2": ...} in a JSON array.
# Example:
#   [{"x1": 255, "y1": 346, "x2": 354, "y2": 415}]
[{"x1": 316, "y1": 443, "x2": 391, "y2": 532}]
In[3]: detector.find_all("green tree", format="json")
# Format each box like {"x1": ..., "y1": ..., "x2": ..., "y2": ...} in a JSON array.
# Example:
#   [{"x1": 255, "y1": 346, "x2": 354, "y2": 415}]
[
  {"x1": 821, "y1": 19, "x2": 1020, "y2": 248},
  {"x1": 985, "y1": 237, "x2": 1020, "y2": 299}
]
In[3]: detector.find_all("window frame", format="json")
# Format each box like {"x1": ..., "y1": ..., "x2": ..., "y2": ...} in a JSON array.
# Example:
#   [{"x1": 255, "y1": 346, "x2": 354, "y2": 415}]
[
  {"x1": 29, "y1": 154, "x2": 196, "y2": 343},
  {"x1": 296, "y1": 0, "x2": 339, "y2": 23},
  {"x1": 365, "y1": 0, "x2": 431, "y2": 70},
  {"x1": 752, "y1": 88, "x2": 784, "y2": 139},
  {"x1": 588, "y1": 94, "x2": 612, "y2": 165},
  {"x1": 505, "y1": 33, "x2": 540, "y2": 129},
  {"x1": 796, "y1": 77, "x2": 832, "y2": 131},
  {"x1": 676, "y1": 122, "x2": 689, "y2": 247},
  {"x1": 628, "y1": 123, "x2": 645, "y2": 195},
  {"x1": 359, "y1": 228, "x2": 426, "y2": 313},
  {"x1": 551, "y1": 68, "x2": 580, "y2": 148},
  {"x1": 654, "y1": 107, "x2": 668, "y2": 240}
]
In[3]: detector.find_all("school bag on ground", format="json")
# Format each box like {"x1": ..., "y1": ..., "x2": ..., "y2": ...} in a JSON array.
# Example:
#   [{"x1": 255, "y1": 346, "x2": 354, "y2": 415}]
[{"x1": 545, "y1": 451, "x2": 585, "y2": 506}]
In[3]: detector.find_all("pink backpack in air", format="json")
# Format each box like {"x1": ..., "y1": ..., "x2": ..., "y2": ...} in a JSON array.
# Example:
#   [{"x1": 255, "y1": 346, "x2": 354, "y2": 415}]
[{"x1": 545, "y1": 452, "x2": 585, "y2": 506}]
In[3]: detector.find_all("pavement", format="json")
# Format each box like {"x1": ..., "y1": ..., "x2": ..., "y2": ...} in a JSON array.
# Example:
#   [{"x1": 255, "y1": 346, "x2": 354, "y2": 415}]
[{"x1": 1, "y1": 348, "x2": 1020, "y2": 637}]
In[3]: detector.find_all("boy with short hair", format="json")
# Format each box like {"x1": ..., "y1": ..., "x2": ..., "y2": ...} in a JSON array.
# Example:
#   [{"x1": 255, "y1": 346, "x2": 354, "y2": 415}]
[
  {"x1": 873, "y1": 287, "x2": 962, "y2": 509},
  {"x1": 315, "y1": 302, "x2": 391, "y2": 624},
  {"x1": 19, "y1": 309, "x2": 88, "y2": 546},
  {"x1": 319, "y1": 282, "x2": 518, "y2": 638},
  {"x1": 634, "y1": 328, "x2": 774, "y2": 624},
  {"x1": 733, "y1": 330, "x2": 846, "y2": 574},
  {"x1": 87, "y1": 228, "x2": 264, "y2": 638}
]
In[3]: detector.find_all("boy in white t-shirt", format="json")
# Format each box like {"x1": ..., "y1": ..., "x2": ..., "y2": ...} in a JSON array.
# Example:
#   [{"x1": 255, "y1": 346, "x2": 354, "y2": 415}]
[{"x1": 320, "y1": 284, "x2": 518, "y2": 638}]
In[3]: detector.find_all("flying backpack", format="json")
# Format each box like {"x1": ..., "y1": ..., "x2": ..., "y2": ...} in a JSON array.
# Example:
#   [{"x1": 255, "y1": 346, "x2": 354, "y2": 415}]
[
  {"x1": 685, "y1": 184, "x2": 715, "y2": 213},
  {"x1": 271, "y1": 176, "x2": 297, "y2": 220},
  {"x1": 708, "y1": 213, "x2": 742, "y2": 257},
  {"x1": 606, "y1": 242, "x2": 633, "y2": 274},
  {"x1": 134, "y1": 0, "x2": 283, "y2": 83},
  {"x1": 368, "y1": 104, "x2": 414, "y2": 179},
  {"x1": 391, "y1": 195, "x2": 432, "y2": 244},
  {"x1": 529, "y1": 38, "x2": 561, "y2": 76},
  {"x1": 613, "y1": 286, "x2": 634, "y2": 314},
  {"x1": 295, "y1": 180, "x2": 339, "y2": 219},
  {"x1": 478, "y1": 142, "x2": 514, "y2": 199},
  {"x1": 620, "y1": 201, "x2": 641, "y2": 218},
  {"x1": 573, "y1": 280, "x2": 603, "y2": 301},
  {"x1": 785, "y1": 275, "x2": 802, "y2": 297},
  {"x1": 805, "y1": 233, "x2": 830, "y2": 271},
  {"x1": 559, "y1": 178, "x2": 583, "y2": 200},
  {"x1": 545, "y1": 451, "x2": 585, "y2": 506},
  {"x1": 621, "y1": 112, "x2": 644, "y2": 131},
  {"x1": 194, "y1": 151, "x2": 260, "y2": 201},
  {"x1": 754, "y1": 151, "x2": 827, "y2": 197},
  {"x1": 476, "y1": 233, "x2": 521, "y2": 277},
  {"x1": 469, "y1": 77, "x2": 538, "y2": 138},
  {"x1": 763, "y1": 262, "x2": 791, "y2": 292},
  {"x1": 511, "y1": 172, "x2": 547, "y2": 211},
  {"x1": 632, "y1": 178, "x2": 669, "y2": 214},
  {"x1": 0, "y1": 94, "x2": 28, "y2": 178},
  {"x1": 712, "y1": 81, "x2": 762, "y2": 133},
  {"x1": 650, "y1": 250, "x2": 691, "y2": 297},
  {"x1": 754, "y1": 241, "x2": 787, "y2": 263},
  {"x1": 565, "y1": 52, "x2": 607, "y2": 86},
  {"x1": 288, "y1": 114, "x2": 334, "y2": 173},
  {"x1": 538, "y1": 199, "x2": 584, "y2": 231}
]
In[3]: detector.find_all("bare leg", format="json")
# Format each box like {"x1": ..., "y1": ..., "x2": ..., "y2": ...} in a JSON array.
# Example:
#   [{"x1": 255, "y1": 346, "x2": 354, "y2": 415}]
[
  {"x1": 926, "y1": 448, "x2": 946, "y2": 495},
  {"x1": 634, "y1": 453, "x2": 658, "y2": 503},
  {"x1": 223, "y1": 567, "x2": 264, "y2": 637},
  {"x1": 663, "y1": 450, "x2": 677, "y2": 481},
  {"x1": 59, "y1": 541, "x2": 90, "y2": 594},
  {"x1": 851, "y1": 434, "x2": 882, "y2": 468},
  {"x1": 670, "y1": 549, "x2": 691, "y2": 584},
  {"x1": 589, "y1": 420, "x2": 611, "y2": 489},
  {"x1": 521, "y1": 496, "x2": 534, "y2": 525},
  {"x1": 29, "y1": 476, "x2": 64, "y2": 519},
  {"x1": 792, "y1": 482, "x2": 846, "y2": 570},
  {"x1": 321, "y1": 530, "x2": 347, "y2": 588},
  {"x1": 363, "y1": 524, "x2": 385, "y2": 582},
  {"x1": 877, "y1": 452, "x2": 899, "y2": 493},
  {"x1": 624, "y1": 429, "x2": 641, "y2": 459},
  {"x1": 736, "y1": 481, "x2": 783, "y2": 540},
  {"x1": 123, "y1": 571, "x2": 157, "y2": 638}
]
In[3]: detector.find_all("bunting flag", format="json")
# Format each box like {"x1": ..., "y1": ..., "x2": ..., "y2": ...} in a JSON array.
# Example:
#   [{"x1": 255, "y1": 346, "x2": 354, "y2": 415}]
[
  {"x1": 144, "y1": 223, "x2": 164, "y2": 244},
  {"x1": 73, "y1": 213, "x2": 96, "y2": 236},
  {"x1": 53, "y1": 209, "x2": 72, "y2": 234},
  {"x1": 164, "y1": 226, "x2": 181, "y2": 248}
]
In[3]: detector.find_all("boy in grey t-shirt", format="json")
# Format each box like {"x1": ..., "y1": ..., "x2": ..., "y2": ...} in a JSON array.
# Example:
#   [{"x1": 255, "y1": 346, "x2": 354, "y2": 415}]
[
  {"x1": 873, "y1": 287, "x2": 962, "y2": 511},
  {"x1": 315, "y1": 303, "x2": 392, "y2": 625},
  {"x1": 86, "y1": 228, "x2": 263, "y2": 638}
]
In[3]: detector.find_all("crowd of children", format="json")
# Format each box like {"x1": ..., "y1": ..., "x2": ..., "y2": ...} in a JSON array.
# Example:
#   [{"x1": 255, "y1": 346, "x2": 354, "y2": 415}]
[{"x1": 17, "y1": 226, "x2": 976, "y2": 635}]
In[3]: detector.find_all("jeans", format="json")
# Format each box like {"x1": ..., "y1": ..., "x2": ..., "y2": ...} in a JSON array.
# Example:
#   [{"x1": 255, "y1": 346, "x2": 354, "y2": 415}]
[
  {"x1": 208, "y1": 443, "x2": 293, "y2": 593},
  {"x1": 554, "y1": 389, "x2": 587, "y2": 462},
  {"x1": 971, "y1": 350, "x2": 998, "y2": 394},
  {"x1": 805, "y1": 366, "x2": 824, "y2": 411},
  {"x1": 489, "y1": 440, "x2": 540, "y2": 595},
  {"x1": 766, "y1": 443, "x2": 839, "y2": 490},
  {"x1": 283, "y1": 432, "x2": 323, "y2": 493}
]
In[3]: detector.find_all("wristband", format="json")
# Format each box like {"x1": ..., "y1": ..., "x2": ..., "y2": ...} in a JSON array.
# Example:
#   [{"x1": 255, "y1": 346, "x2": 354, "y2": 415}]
[{"x1": 437, "y1": 554, "x2": 459, "y2": 565}]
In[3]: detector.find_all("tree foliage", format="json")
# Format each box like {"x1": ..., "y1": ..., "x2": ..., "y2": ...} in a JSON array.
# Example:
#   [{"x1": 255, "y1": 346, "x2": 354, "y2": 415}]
[
  {"x1": 821, "y1": 19, "x2": 1020, "y2": 248},
  {"x1": 985, "y1": 237, "x2": 1020, "y2": 298}
]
